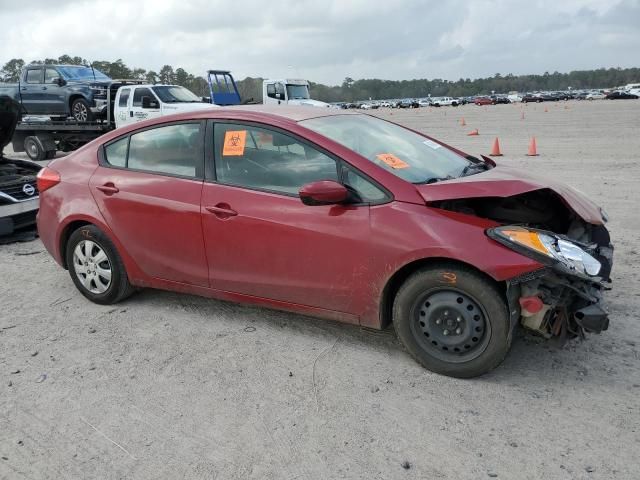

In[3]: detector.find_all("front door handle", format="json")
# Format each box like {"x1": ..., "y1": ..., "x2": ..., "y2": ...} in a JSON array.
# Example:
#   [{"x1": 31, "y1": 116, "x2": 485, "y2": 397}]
[
  {"x1": 205, "y1": 203, "x2": 237, "y2": 219},
  {"x1": 42, "y1": 87, "x2": 47, "y2": 90},
  {"x1": 96, "y1": 183, "x2": 119, "y2": 195}
]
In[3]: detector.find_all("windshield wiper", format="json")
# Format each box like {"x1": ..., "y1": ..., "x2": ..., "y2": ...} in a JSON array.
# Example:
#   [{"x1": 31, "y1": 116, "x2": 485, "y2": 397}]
[
  {"x1": 417, "y1": 176, "x2": 454, "y2": 185},
  {"x1": 460, "y1": 162, "x2": 488, "y2": 177}
]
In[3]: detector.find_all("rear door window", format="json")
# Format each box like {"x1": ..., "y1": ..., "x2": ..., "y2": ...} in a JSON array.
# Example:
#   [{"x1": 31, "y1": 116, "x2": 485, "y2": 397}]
[
  {"x1": 103, "y1": 122, "x2": 203, "y2": 178},
  {"x1": 25, "y1": 69, "x2": 42, "y2": 84}
]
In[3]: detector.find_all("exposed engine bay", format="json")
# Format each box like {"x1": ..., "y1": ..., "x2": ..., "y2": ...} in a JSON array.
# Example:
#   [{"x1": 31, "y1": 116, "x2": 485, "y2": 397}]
[{"x1": 431, "y1": 188, "x2": 614, "y2": 341}]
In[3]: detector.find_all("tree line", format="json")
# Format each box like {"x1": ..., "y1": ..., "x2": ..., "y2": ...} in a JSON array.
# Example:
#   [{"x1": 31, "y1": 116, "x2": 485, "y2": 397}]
[{"x1": 1, "y1": 55, "x2": 638, "y2": 103}]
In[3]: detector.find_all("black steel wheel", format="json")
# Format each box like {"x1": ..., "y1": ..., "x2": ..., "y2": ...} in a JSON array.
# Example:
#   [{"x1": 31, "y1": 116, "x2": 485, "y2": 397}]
[
  {"x1": 23, "y1": 136, "x2": 45, "y2": 161},
  {"x1": 411, "y1": 289, "x2": 490, "y2": 363},
  {"x1": 393, "y1": 264, "x2": 511, "y2": 378}
]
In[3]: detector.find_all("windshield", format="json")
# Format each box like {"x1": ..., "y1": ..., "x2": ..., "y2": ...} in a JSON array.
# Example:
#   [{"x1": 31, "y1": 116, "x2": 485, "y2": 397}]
[
  {"x1": 152, "y1": 86, "x2": 202, "y2": 103},
  {"x1": 286, "y1": 84, "x2": 310, "y2": 100},
  {"x1": 57, "y1": 66, "x2": 111, "y2": 81},
  {"x1": 300, "y1": 114, "x2": 473, "y2": 183}
]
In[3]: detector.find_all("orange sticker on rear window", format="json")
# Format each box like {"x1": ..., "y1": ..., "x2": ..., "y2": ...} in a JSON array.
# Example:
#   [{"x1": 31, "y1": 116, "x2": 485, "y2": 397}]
[
  {"x1": 222, "y1": 130, "x2": 247, "y2": 156},
  {"x1": 377, "y1": 153, "x2": 409, "y2": 169}
]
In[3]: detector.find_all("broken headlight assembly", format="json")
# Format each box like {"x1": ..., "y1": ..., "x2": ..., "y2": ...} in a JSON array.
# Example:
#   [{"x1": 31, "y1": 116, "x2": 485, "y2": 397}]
[{"x1": 487, "y1": 226, "x2": 601, "y2": 279}]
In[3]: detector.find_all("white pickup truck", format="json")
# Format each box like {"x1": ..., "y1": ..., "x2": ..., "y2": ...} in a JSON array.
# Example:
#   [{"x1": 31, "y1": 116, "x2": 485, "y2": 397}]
[
  {"x1": 262, "y1": 79, "x2": 330, "y2": 107},
  {"x1": 114, "y1": 84, "x2": 217, "y2": 128}
]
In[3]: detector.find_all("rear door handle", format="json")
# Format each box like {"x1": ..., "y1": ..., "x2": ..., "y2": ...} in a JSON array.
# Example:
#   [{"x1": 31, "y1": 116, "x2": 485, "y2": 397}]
[
  {"x1": 205, "y1": 203, "x2": 237, "y2": 219},
  {"x1": 96, "y1": 184, "x2": 119, "y2": 195},
  {"x1": 42, "y1": 87, "x2": 47, "y2": 90},
  {"x1": 21, "y1": 87, "x2": 27, "y2": 91}
]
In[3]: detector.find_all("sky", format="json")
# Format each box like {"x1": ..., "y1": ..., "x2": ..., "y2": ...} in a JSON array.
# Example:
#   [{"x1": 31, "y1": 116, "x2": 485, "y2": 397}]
[{"x1": 0, "y1": 0, "x2": 638, "y2": 85}]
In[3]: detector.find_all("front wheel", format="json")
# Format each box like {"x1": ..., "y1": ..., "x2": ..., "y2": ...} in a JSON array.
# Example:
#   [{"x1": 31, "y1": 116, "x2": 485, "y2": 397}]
[
  {"x1": 66, "y1": 225, "x2": 135, "y2": 304},
  {"x1": 393, "y1": 264, "x2": 510, "y2": 378},
  {"x1": 70, "y1": 98, "x2": 94, "y2": 122}
]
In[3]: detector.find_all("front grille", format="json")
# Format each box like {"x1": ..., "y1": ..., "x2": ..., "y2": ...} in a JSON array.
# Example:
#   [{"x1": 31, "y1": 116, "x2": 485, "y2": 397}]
[
  {"x1": 509, "y1": 268, "x2": 549, "y2": 285},
  {"x1": 0, "y1": 178, "x2": 39, "y2": 201},
  {"x1": 11, "y1": 210, "x2": 37, "y2": 229}
]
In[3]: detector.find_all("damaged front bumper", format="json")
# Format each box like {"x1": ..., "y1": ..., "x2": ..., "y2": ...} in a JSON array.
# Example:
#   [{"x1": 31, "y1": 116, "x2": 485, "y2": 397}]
[{"x1": 507, "y1": 262, "x2": 612, "y2": 340}]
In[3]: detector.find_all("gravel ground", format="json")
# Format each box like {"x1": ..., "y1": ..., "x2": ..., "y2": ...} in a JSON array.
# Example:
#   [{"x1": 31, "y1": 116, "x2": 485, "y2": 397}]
[{"x1": 1, "y1": 100, "x2": 639, "y2": 479}]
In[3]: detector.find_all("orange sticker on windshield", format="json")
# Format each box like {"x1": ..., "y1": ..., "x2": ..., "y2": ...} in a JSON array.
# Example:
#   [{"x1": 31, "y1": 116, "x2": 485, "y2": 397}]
[
  {"x1": 377, "y1": 153, "x2": 409, "y2": 169},
  {"x1": 222, "y1": 130, "x2": 247, "y2": 156}
]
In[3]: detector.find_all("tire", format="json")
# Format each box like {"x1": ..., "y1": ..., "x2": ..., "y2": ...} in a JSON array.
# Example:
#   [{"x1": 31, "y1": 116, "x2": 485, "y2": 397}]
[
  {"x1": 65, "y1": 225, "x2": 135, "y2": 305},
  {"x1": 70, "y1": 98, "x2": 94, "y2": 122},
  {"x1": 24, "y1": 136, "x2": 45, "y2": 161},
  {"x1": 393, "y1": 264, "x2": 510, "y2": 378}
]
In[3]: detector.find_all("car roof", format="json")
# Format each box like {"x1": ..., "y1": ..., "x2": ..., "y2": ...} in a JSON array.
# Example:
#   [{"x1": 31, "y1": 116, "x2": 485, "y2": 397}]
[{"x1": 100, "y1": 105, "x2": 363, "y2": 142}]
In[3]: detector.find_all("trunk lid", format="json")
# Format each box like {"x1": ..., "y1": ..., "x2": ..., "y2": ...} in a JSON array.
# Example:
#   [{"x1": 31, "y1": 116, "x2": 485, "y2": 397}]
[{"x1": 416, "y1": 162, "x2": 604, "y2": 225}]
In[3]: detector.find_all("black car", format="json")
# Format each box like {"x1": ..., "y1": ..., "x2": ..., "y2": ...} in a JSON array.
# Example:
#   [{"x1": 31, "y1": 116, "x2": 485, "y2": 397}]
[
  {"x1": 397, "y1": 99, "x2": 419, "y2": 108},
  {"x1": 0, "y1": 96, "x2": 42, "y2": 237},
  {"x1": 606, "y1": 91, "x2": 639, "y2": 100},
  {"x1": 522, "y1": 93, "x2": 543, "y2": 103},
  {"x1": 490, "y1": 95, "x2": 511, "y2": 104}
]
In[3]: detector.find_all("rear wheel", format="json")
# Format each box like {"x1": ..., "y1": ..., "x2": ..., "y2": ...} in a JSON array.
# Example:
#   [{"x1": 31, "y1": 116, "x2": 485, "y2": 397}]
[
  {"x1": 24, "y1": 136, "x2": 45, "y2": 161},
  {"x1": 393, "y1": 264, "x2": 510, "y2": 378},
  {"x1": 65, "y1": 225, "x2": 134, "y2": 304}
]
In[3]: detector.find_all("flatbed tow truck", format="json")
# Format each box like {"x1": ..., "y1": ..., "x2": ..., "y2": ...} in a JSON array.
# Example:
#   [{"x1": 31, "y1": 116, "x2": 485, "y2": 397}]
[{"x1": 11, "y1": 79, "x2": 144, "y2": 160}]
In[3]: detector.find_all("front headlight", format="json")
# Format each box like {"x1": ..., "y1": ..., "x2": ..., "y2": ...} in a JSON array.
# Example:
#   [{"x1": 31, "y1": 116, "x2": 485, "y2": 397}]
[{"x1": 487, "y1": 226, "x2": 601, "y2": 278}]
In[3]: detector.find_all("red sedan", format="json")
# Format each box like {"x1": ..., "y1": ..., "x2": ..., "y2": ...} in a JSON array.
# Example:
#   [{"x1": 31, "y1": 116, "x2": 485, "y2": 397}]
[
  {"x1": 474, "y1": 96, "x2": 495, "y2": 105},
  {"x1": 37, "y1": 106, "x2": 613, "y2": 377}
]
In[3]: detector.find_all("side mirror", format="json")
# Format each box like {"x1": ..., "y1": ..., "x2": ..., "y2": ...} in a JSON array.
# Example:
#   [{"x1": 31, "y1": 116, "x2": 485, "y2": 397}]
[
  {"x1": 56, "y1": 77, "x2": 66, "y2": 86},
  {"x1": 142, "y1": 96, "x2": 158, "y2": 109},
  {"x1": 299, "y1": 180, "x2": 348, "y2": 206}
]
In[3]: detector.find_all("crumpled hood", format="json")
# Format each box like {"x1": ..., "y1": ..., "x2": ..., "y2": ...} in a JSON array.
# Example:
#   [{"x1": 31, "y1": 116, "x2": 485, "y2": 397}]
[
  {"x1": 287, "y1": 99, "x2": 331, "y2": 108},
  {"x1": 416, "y1": 163, "x2": 604, "y2": 225},
  {"x1": 0, "y1": 95, "x2": 20, "y2": 153}
]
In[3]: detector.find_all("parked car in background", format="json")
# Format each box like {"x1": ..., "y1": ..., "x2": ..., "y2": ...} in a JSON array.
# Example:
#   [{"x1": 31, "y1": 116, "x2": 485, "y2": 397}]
[
  {"x1": 37, "y1": 106, "x2": 613, "y2": 378},
  {"x1": 521, "y1": 93, "x2": 542, "y2": 103},
  {"x1": 430, "y1": 97, "x2": 458, "y2": 107},
  {"x1": 606, "y1": 91, "x2": 638, "y2": 100},
  {"x1": 0, "y1": 64, "x2": 113, "y2": 122},
  {"x1": 397, "y1": 99, "x2": 419, "y2": 108},
  {"x1": 586, "y1": 91, "x2": 606, "y2": 100},
  {"x1": 379, "y1": 101, "x2": 393, "y2": 108},
  {"x1": 418, "y1": 99, "x2": 432, "y2": 107},
  {"x1": 474, "y1": 96, "x2": 494, "y2": 106},
  {"x1": 490, "y1": 95, "x2": 511, "y2": 104},
  {"x1": 507, "y1": 93, "x2": 522, "y2": 103},
  {"x1": 0, "y1": 96, "x2": 42, "y2": 237}
]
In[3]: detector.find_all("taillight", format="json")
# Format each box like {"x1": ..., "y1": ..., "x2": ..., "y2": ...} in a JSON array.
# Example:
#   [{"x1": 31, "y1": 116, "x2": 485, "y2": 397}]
[{"x1": 36, "y1": 167, "x2": 61, "y2": 193}]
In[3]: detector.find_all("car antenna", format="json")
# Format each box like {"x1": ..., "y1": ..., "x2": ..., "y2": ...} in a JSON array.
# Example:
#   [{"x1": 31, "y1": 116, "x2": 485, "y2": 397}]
[{"x1": 89, "y1": 62, "x2": 96, "y2": 81}]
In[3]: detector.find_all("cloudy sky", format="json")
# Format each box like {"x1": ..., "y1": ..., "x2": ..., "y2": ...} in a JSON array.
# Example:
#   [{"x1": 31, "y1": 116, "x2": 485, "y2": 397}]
[{"x1": 0, "y1": 0, "x2": 638, "y2": 85}]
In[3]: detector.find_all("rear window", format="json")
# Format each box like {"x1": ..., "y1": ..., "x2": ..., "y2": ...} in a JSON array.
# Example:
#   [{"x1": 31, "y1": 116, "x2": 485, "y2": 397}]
[{"x1": 104, "y1": 137, "x2": 128, "y2": 167}]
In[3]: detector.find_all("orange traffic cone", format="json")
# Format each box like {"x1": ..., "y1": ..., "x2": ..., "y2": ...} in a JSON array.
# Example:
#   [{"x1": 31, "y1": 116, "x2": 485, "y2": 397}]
[
  {"x1": 544, "y1": 106, "x2": 548, "y2": 113},
  {"x1": 527, "y1": 137, "x2": 539, "y2": 156},
  {"x1": 490, "y1": 137, "x2": 503, "y2": 156},
  {"x1": 460, "y1": 118, "x2": 466, "y2": 126},
  {"x1": 467, "y1": 129, "x2": 479, "y2": 136}
]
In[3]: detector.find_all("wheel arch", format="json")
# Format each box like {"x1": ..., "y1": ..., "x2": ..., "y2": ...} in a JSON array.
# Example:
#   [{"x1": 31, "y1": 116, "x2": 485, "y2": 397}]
[
  {"x1": 68, "y1": 94, "x2": 86, "y2": 112},
  {"x1": 59, "y1": 219, "x2": 93, "y2": 269},
  {"x1": 378, "y1": 257, "x2": 506, "y2": 329}
]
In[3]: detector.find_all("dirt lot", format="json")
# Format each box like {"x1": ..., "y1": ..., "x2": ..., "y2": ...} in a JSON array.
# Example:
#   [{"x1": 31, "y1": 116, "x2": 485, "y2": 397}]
[{"x1": 1, "y1": 100, "x2": 639, "y2": 479}]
